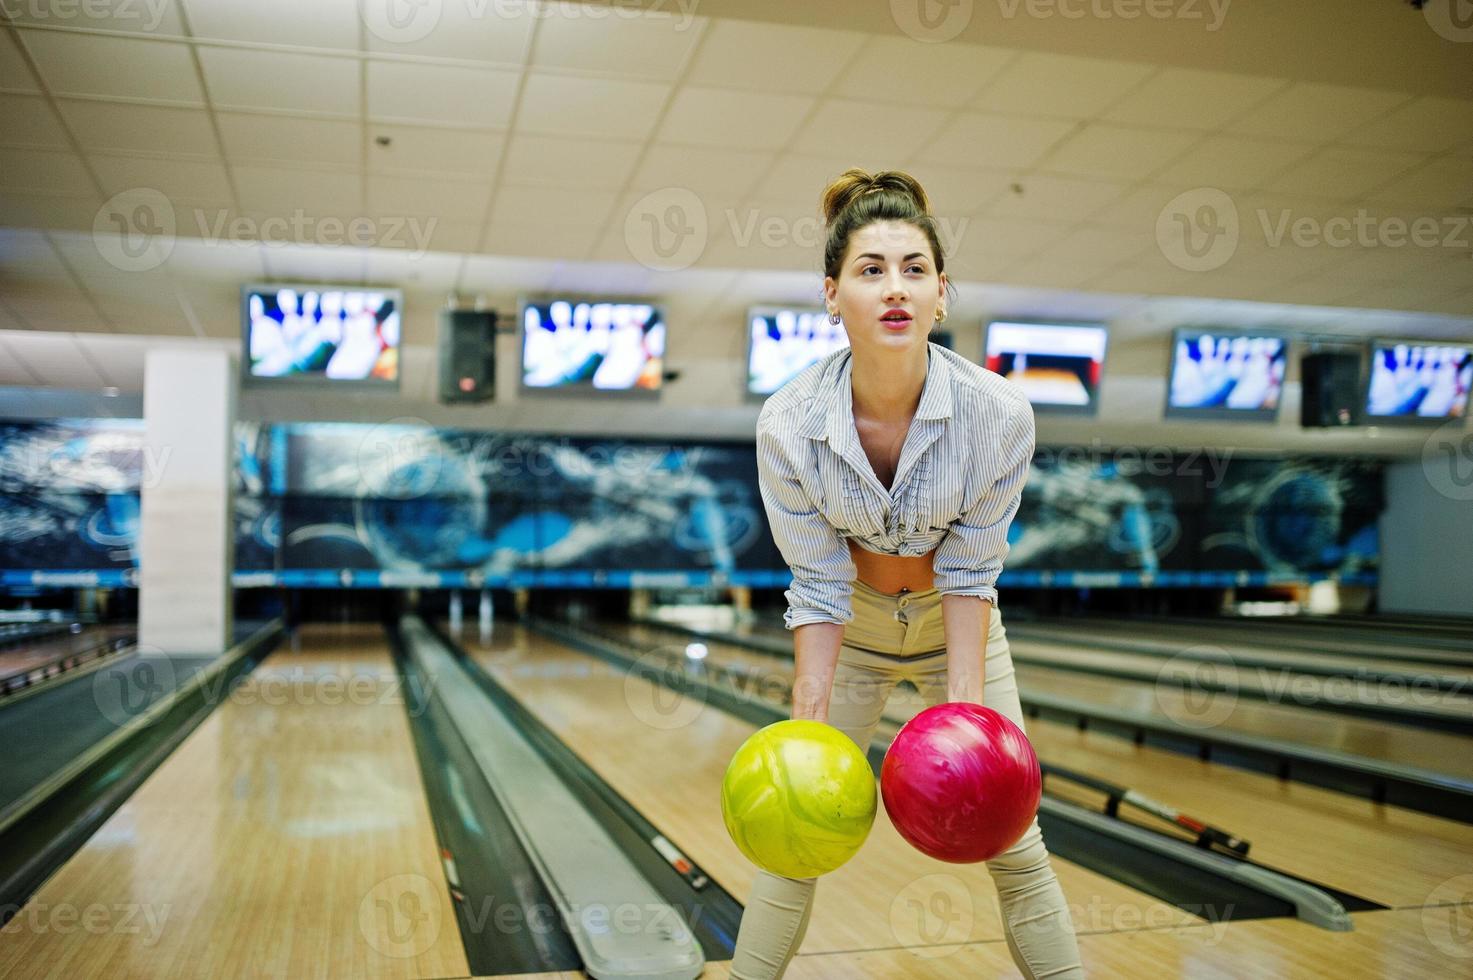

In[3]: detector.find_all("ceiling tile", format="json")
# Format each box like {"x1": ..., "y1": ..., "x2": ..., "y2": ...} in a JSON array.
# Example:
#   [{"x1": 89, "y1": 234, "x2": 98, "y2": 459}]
[
  {"x1": 0, "y1": 191, "x2": 104, "y2": 230},
  {"x1": 921, "y1": 114, "x2": 1076, "y2": 170},
  {"x1": 1151, "y1": 135, "x2": 1318, "y2": 191},
  {"x1": 985, "y1": 174, "x2": 1128, "y2": 222},
  {"x1": 489, "y1": 183, "x2": 618, "y2": 228},
  {"x1": 0, "y1": 228, "x2": 69, "y2": 278},
  {"x1": 500, "y1": 132, "x2": 636, "y2": 188},
  {"x1": 627, "y1": 144, "x2": 772, "y2": 200},
  {"x1": 1340, "y1": 96, "x2": 1473, "y2": 154},
  {"x1": 0, "y1": 147, "x2": 93, "y2": 195},
  {"x1": 973, "y1": 51, "x2": 1154, "y2": 119},
  {"x1": 791, "y1": 96, "x2": 949, "y2": 160},
  {"x1": 1225, "y1": 83, "x2": 1412, "y2": 143},
  {"x1": 0, "y1": 29, "x2": 41, "y2": 92},
  {"x1": 367, "y1": 61, "x2": 519, "y2": 128},
  {"x1": 60, "y1": 99, "x2": 218, "y2": 156},
  {"x1": 232, "y1": 165, "x2": 364, "y2": 218},
  {"x1": 217, "y1": 112, "x2": 362, "y2": 169},
  {"x1": 744, "y1": 153, "x2": 876, "y2": 208},
  {"x1": 2, "y1": 284, "x2": 108, "y2": 335},
  {"x1": 902, "y1": 165, "x2": 1033, "y2": 217},
  {"x1": 199, "y1": 47, "x2": 359, "y2": 116},
  {"x1": 1262, "y1": 147, "x2": 1424, "y2": 200},
  {"x1": 1361, "y1": 156, "x2": 1473, "y2": 211},
  {"x1": 362, "y1": 1, "x2": 533, "y2": 64},
  {"x1": 1102, "y1": 68, "x2": 1287, "y2": 131},
  {"x1": 88, "y1": 155, "x2": 235, "y2": 208},
  {"x1": 0, "y1": 94, "x2": 68, "y2": 148},
  {"x1": 24, "y1": 31, "x2": 203, "y2": 103},
  {"x1": 185, "y1": 0, "x2": 358, "y2": 48},
  {"x1": 368, "y1": 124, "x2": 503, "y2": 178},
  {"x1": 655, "y1": 86, "x2": 811, "y2": 150},
  {"x1": 1037, "y1": 124, "x2": 1200, "y2": 181},
  {"x1": 830, "y1": 36, "x2": 1013, "y2": 108},
  {"x1": 517, "y1": 73, "x2": 670, "y2": 140},
  {"x1": 482, "y1": 220, "x2": 600, "y2": 260},
  {"x1": 686, "y1": 19, "x2": 864, "y2": 94},
  {"x1": 366, "y1": 174, "x2": 491, "y2": 224},
  {"x1": 530, "y1": 6, "x2": 705, "y2": 81}
]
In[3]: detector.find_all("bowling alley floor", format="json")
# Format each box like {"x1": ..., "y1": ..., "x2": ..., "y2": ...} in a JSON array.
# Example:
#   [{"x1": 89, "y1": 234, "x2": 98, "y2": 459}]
[{"x1": 1, "y1": 618, "x2": 1468, "y2": 978}]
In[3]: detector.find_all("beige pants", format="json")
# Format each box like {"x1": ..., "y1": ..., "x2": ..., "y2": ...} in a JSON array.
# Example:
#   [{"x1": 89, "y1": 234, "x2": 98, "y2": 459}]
[{"x1": 729, "y1": 582, "x2": 1084, "y2": 979}]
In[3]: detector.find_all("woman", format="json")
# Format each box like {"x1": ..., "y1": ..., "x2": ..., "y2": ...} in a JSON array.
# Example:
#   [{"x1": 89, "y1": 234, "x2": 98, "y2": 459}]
[{"x1": 733, "y1": 170, "x2": 1083, "y2": 979}]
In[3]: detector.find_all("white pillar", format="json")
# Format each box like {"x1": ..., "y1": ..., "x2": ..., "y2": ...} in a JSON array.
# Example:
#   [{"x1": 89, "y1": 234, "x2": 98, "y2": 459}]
[{"x1": 138, "y1": 348, "x2": 236, "y2": 654}]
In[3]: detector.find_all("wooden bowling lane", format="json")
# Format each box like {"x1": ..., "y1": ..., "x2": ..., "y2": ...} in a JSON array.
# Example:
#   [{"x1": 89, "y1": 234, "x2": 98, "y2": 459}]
[
  {"x1": 604, "y1": 619, "x2": 1473, "y2": 910},
  {"x1": 0, "y1": 623, "x2": 466, "y2": 980},
  {"x1": 451, "y1": 620, "x2": 1201, "y2": 972}
]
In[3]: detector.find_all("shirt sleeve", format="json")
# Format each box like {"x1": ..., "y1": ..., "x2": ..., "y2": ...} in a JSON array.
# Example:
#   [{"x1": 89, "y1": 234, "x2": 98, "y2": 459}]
[
  {"x1": 755, "y1": 419, "x2": 856, "y2": 630},
  {"x1": 931, "y1": 399, "x2": 1034, "y2": 606}
]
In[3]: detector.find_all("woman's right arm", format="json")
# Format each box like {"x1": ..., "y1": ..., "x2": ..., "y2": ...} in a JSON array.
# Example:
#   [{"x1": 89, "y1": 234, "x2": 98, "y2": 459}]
[{"x1": 754, "y1": 418, "x2": 855, "y2": 721}]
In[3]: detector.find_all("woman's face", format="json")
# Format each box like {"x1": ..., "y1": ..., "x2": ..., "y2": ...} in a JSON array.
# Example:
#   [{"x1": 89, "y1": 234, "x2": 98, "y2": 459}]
[{"x1": 824, "y1": 220, "x2": 945, "y2": 358}]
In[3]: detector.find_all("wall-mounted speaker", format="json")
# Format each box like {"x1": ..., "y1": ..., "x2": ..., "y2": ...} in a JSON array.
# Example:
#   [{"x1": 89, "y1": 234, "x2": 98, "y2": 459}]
[
  {"x1": 1300, "y1": 351, "x2": 1361, "y2": 428},
  {"x1": 439, "y1": 310, "x2": 496, "y2": 404}
]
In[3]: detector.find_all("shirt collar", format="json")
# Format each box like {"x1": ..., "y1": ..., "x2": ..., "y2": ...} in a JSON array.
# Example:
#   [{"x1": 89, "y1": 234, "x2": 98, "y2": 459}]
[{"x1": 799, "y1": 345, "x2": 953, "y2": 445}]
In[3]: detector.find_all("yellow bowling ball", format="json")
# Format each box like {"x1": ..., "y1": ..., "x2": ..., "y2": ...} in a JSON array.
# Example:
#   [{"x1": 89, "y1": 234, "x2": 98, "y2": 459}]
[{"x1": 720, "y1": 719, "x2": 877, "y2": 879}]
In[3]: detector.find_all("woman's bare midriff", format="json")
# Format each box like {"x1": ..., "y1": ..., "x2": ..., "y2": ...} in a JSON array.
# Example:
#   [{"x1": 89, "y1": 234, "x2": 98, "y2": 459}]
[{"x1": 847, "y1": 538, "x2": 937, "y2": 595}]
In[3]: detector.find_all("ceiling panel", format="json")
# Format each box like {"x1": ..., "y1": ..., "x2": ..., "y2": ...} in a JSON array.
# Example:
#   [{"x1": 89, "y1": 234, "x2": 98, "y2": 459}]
[
  {"x1": 59, "y1": 99, "x2": 219, "y2": 156},
  {"x1": 198, "y1": 46, "x2": 359, "y2": 116},
  {"x1": 22, "y1": 31, "x2": 203, "y2": 103}
]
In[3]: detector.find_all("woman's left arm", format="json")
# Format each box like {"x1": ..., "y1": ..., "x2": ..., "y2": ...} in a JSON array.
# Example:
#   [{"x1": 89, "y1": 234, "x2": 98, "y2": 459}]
[
  {"x1": 943, "y1": 594, "x2": 992, "y2": 704},
  {"x1": 933, "y1": 398, "x2": 1036, "y2": 704}
]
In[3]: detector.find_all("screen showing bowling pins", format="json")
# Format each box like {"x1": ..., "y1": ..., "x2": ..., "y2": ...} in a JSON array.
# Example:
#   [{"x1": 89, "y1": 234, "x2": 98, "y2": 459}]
[
  {"x1": 1166, "y1": 329, "x2": 1287, "y2": 420},
  {"x1": 983, "y1": 320, "x2": 1108, "y2": 414},
  {"x1": 520, "y1": 299, "x2": 666, "y2": 393},
  {"x1": 1364, "y1": 341, "x2": 1473, "y2": 422},
  {"x1": 746, "y1": 307, "x2": 849, "y2": 396},
  {"x1": 242, "y1": 285, "x2": 401, "y2": 385}
]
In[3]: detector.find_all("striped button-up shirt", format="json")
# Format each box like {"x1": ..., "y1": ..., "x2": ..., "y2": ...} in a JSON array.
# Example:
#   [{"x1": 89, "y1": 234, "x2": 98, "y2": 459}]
[{"x1": 756, "y1": 343, "x2": 1034, "y2": 630}]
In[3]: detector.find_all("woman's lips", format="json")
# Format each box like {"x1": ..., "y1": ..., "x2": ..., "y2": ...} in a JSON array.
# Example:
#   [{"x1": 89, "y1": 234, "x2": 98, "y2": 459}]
[{"x1": 880, "y1": 315, "x2": 912, "y2": 331}]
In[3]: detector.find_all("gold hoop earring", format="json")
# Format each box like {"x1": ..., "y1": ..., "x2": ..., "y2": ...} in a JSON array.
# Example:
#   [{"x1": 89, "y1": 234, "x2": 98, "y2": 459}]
[{"x1": 935, "y1": 307, "x2": 947, "y2": 324}]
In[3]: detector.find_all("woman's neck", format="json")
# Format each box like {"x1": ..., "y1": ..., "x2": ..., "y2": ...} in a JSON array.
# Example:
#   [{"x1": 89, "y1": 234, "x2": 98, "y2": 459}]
[{"x1": 850, "y1": 344, "x2": 928, "y2": 424}]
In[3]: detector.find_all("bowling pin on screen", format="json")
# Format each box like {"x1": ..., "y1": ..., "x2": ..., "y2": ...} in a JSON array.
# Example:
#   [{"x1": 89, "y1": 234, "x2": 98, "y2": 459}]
[
  {"x1": 983, "y1": 321, "x2": 1108, "y2": 414},
  {"x1": 747, "y1": 307, "x2": 849, "y2": 396},
  {"x1": 1365, "y1": 341, "x2": 1473, "y2": 422},
  {"x1": 1166, "y1": 329, "x2": 1288, "y2": 421},
  {"x1": 520, "y1": 299, "x2": 666, "y2": 393},
  {"x1": 242, "y1": 285, "x2": 401, "y2": 386}
]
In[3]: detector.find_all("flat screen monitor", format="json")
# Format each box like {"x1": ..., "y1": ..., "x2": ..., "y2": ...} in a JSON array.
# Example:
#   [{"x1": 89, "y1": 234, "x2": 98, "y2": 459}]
[
  {"x1": 242, "y1": 284, "x2": 401, "y2": 387},
  {"x1": 983, "y1": 320, "x2": 1107, "y2": 414},
  {"x1": 747, "y1": 307, "x2": 848, "y2": 396},
  {"x1": 521, "y1": 299, "x2": 665, "y2": 394},
  {"x1": 1166, "y1": 329, "x2": 1287, "y2": 421},
  {"x1": 1365, "y1": 340, "x2": 1473, "y2": 423}
]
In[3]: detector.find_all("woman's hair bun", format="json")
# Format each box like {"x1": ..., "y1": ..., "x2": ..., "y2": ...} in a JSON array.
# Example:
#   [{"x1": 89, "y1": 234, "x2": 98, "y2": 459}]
[{"x1": 819, "y1": 168, "x2": 931, "y2": 226}]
